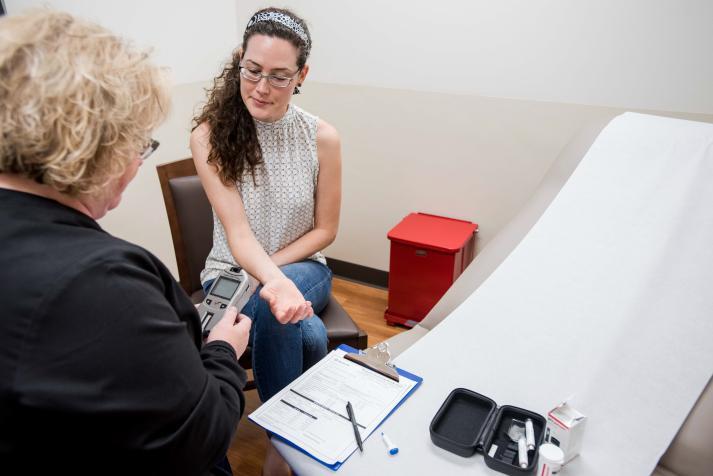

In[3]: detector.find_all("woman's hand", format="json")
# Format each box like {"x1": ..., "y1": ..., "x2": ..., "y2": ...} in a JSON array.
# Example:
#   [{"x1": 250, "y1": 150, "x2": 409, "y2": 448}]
[
  {"x1": 260, "y1": 277, "x2": 313, "y2": 324},
  {"x1": 206, "y1": 307, "x2": 252, "y2": 357}
]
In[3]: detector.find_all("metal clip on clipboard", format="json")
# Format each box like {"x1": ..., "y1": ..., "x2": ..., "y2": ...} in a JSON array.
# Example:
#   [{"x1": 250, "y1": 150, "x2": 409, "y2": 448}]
[{"x1": 344, "y1": 342, "x2": 400, "y2": 382}]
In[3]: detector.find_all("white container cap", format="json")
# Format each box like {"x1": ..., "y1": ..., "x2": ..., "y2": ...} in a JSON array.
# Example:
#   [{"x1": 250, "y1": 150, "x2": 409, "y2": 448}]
[{"x1": 539, "y1": 443, "x2": 565, "y2": 464}]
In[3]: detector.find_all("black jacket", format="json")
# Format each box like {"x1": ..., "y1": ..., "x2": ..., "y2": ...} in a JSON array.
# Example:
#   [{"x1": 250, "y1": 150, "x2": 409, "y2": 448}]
[{"x1": 0, "y1": 189, "x2": 246, "y2": 475}]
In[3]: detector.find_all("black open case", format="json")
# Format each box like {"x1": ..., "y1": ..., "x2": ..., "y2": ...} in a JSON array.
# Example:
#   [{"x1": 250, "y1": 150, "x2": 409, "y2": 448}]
[{"x1": 429, "y1": 388, "x2": 546, "y2": 475}]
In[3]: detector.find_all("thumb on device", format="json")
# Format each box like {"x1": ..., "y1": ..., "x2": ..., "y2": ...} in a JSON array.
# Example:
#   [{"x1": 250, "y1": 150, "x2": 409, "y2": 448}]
[
  {"x1": 206, "y1": 307, "x2": 251, "y2": 357},
  {"x1": 235, "y1": 311, "x2": 252, "y2": 328},
  {"x1": 218, "y1": 305, "x2": 239, "y2": 326}
]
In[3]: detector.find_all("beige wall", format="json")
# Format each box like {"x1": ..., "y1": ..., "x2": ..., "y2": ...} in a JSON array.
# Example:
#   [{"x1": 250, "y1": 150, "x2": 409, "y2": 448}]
[
  {"x1": 295, "y1": 83, "x2": 621, "y2": 270},
  {"x1": 239, "y1": 0, "x2": 713, "y2": 115},
  {"x1": 6, "y1": 0, "x2": 239, "y2": 85},
  {"x1": 26, "y1": 0, "x2": 709, "y2": 277},
  {"x1": 99, "y1": 81, "x2": 713, "y2": 276}
]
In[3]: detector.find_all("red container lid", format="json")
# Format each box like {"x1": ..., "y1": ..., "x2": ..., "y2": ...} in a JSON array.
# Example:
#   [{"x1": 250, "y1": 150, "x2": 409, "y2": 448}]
[{"x1": 387, "y1": 213, "x2": 478, "y2": 252}]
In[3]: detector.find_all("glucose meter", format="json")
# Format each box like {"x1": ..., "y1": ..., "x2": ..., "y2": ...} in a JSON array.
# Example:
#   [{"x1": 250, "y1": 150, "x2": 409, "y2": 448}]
[{"x1": 197, "y1": 266, "x2": 254, "y2": 334}]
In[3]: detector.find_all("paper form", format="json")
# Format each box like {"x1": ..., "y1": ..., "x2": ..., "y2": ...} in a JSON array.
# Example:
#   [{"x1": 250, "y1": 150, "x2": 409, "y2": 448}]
[{"x1": 249, "y1": 348, "x2": 419, "y2": 466}]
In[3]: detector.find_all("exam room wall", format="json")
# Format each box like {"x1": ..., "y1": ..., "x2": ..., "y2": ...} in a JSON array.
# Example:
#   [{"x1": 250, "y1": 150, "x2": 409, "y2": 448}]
[
  {"x1": 6, "y1": 0, "x2": 713, "y2": 276},
  {"x1": 97, "y1": 80, "x2": 713, "y2": 276},
  {"x1": 3, "y1": 0, "x2": 239, "y2": 85}
]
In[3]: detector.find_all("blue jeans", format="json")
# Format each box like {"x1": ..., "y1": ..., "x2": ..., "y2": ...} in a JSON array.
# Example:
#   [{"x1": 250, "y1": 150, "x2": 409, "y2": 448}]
[{"x1": 204, "y1": 260, "x2": 330, "y2": 402}]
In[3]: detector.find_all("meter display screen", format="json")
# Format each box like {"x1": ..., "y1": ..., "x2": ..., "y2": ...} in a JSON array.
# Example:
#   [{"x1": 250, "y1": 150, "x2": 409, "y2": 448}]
[{"x1": 209, "y1": 276, "x2": 241, "y2": 300}]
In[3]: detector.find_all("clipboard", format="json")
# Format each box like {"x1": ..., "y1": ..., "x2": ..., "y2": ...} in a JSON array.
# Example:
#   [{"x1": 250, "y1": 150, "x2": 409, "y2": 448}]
[
  {"x1": 343, "y1": 342, "x2": 401, "y2": 381},
  {"x1": 249, "y1": 344, "x2": 423, "y2": 471}
]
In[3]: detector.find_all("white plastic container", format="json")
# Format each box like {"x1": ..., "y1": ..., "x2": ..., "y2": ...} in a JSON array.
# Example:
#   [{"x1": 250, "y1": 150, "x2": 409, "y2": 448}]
[{"x1": 537, "y1": 443, "x2": 565, "y2": 475}]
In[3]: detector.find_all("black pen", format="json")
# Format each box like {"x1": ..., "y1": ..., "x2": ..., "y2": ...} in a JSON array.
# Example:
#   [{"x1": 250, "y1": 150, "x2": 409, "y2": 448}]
[{"x1": 346, "y1": 401, "x2": 363, "y2": 452}]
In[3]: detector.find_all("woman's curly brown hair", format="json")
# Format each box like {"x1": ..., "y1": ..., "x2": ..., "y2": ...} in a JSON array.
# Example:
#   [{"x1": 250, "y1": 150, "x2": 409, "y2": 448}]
[{"x1": 192, "y1": 7, "x2": 310, "y2": 186}]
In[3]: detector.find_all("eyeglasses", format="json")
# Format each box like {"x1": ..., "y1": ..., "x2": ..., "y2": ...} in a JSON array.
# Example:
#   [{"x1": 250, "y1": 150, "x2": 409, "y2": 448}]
[
  {"x1": 238, "y1": 65, "x2": 298, "y2": 88},
  {"x1": 139, "y1": 139, "x2": 160, "y2": 161}
]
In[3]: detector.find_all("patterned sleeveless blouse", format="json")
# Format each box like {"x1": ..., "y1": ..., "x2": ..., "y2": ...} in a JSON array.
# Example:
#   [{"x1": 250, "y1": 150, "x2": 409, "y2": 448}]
[{"x1": 201, "y1": 104, "x2": 326, "y2": 285}]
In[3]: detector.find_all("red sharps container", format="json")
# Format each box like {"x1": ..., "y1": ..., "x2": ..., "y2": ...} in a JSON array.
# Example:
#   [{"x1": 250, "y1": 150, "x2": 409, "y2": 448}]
[{"x1": 385, "y1": 213, "x2": 478, "y2": 327}]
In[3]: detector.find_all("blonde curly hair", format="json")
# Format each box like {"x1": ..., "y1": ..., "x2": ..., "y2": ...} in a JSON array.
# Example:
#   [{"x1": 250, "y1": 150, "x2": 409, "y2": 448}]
[{"x1": 0, "y1": 9, "x2": 170, "y2": 196}]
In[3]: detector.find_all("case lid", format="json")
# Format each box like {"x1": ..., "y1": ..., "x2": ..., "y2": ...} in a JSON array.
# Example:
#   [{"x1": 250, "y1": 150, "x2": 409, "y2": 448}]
[
  {"x1": 429, "y1": 388, "x2": 496, "y2": 457},
  {"x1": 387, "y1": 213, "x2": 478, "y2": 252}
]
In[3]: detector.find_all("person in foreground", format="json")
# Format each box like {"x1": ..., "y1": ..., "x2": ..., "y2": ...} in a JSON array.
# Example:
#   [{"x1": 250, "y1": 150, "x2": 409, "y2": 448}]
[
  {"x1": 191, "y1": 8, "x2": 342, "y2": 474},
  {"x1": 0, "y1": 10, "x2": 250, "y2": 475}
]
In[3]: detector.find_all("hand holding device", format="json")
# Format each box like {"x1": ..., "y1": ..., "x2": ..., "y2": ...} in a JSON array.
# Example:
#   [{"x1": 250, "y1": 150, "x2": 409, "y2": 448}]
[
  {"x1": 206, "y1": 306, "x2": 252, "y2": 357},
  {"x1": 198, "y1": 267, "x2": 254, "y2": 334}
]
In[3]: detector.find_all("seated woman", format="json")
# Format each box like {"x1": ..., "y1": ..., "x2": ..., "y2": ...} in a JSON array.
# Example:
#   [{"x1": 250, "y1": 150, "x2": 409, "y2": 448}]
[
  {"x1": 0, "y1": 10, "x2": 250, "y2": 476},
  {"x1": 190, "y1": 7, "x2": 342, "y2": 473}
]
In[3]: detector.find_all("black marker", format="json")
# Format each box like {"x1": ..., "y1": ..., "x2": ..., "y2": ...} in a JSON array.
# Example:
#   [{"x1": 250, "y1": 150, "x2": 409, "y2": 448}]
[{"x1": 346, "y1": 401, "x2": 363, "y2": 452}]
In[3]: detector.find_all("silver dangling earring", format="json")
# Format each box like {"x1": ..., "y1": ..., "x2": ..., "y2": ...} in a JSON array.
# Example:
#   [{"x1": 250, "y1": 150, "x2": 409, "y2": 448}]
[{"x1": 293, "y1": 83, "x2": 302, "y2": 95}]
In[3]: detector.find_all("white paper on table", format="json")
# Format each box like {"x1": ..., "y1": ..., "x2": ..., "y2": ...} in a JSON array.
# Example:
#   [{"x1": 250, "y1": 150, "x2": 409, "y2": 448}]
[{"x1": 249, "y1": 348, "x2": 418, "y2": 466}]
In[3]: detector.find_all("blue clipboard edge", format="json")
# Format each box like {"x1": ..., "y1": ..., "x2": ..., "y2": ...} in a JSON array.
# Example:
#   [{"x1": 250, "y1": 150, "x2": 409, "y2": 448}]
[{"x1": 254, "y1": 344, "x2": 424, "y2": 471}]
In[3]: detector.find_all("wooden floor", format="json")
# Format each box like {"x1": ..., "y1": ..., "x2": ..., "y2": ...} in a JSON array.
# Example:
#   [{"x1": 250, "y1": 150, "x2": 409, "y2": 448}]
[{"x1": 226, "y1": 277, "x2": 404, "y2": 475}]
